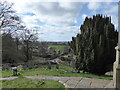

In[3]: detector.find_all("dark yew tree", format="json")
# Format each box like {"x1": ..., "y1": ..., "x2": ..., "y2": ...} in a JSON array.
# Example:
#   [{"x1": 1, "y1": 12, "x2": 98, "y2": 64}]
[
  {"x1": 2, "y1": 33, "x2": 25, "y2": 63},
  {"x1": 68, "y1": 14, "x2": 118, "y2": 75}
]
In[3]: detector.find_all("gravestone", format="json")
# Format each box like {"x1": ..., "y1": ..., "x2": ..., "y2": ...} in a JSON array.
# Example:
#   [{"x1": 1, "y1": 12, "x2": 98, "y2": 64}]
[
  {"x1": 17, "y1": 65, "x2": 23, "y2": 71},
  {"x1": 113, "y1": 1, "x2": 120, "y2": 89}
]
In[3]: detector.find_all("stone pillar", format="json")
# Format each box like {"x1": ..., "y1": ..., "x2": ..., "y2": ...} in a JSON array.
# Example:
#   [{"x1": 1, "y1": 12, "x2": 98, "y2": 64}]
[
  {"x1": 113, "y1": 46, "x2": 120, "y2": 89},
  {"x1": 113, "y1": 2, "x2": 120, "y2": 89},
  {"x1": 0, "y1": 30, "x2": 2, "y2": 90}
]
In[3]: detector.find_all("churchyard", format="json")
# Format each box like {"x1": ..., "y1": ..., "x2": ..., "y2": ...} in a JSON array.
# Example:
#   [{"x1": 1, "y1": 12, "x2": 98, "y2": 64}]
[{"x1": 1, "y1": 1, "x2": 120, "y2": 89}]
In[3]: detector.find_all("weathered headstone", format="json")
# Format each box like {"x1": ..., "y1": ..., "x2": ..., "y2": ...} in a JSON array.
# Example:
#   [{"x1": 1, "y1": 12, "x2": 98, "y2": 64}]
[
  {"x1": 113, "y1": 1, "x2": 120, "y2": 89},
  {"x1": 17, "y1": 65, "x2": 23, "y2": 71},
  {"x1": 12, "y1": 66, "x2": 17, "y2": 76}
]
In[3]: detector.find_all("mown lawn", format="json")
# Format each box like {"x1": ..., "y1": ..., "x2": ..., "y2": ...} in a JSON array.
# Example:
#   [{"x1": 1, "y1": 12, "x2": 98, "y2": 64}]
[
  {"x1": 2, "y1": 65, "x2": 112, "y2": 80},
  {"x1": 0, "y1": 67, "x2": 2, "y2": 77},
  {"x1": 49, "y1": 45, "x2": 68, "y2": 50},
  {"x1": 2, "y1": 77, "x2": 65, "y2": 88}
]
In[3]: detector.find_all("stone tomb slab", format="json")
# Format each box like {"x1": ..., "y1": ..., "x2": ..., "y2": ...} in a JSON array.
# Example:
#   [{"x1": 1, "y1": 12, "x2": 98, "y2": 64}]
[
  {"x1": 76, "y1": 78, "x2": 92, "y2": 88},
  {"x1": 90, "y1": 78, "x2": 110, "y2": 88},
  {"x1": 65, "y1": 78, "x2": 82, "y2": 88}
]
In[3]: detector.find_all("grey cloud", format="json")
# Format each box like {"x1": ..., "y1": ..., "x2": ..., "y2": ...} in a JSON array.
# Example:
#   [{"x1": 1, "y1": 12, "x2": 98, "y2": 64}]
[{"x1": 24, "y1": 2, "x2": 82, "y2": 26}]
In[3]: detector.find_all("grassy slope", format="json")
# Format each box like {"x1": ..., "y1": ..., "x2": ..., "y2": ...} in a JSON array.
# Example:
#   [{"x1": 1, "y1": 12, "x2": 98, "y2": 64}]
[
  {"x1": 2, "y1": 65, "x2": 112, "y2": 80},
  {"x1": 2, "y1": 77, "x2": 65, "y2": 88}
]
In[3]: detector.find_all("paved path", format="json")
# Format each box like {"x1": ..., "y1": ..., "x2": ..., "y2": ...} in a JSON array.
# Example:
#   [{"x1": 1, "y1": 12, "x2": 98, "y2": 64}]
[
  {"x1": 0, "y1": 77, "x2": 18, "y2": 80},
  {"x1": 0, "y1": 75, "x2": 114, "y2": 88},
  {"x1": 24, "y1": 75, "x2": 114, "y2": 88}
]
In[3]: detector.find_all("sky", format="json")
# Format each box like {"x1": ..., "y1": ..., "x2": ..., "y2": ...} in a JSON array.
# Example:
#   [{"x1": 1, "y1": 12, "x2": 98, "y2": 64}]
[{"x1": 4, "y1": 0, "x2": 119, "y2": 42}]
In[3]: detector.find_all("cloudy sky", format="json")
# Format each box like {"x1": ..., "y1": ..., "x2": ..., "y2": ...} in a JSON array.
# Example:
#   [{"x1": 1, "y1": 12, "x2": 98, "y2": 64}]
[{"x1": 6, "y1": 0, "x2": 119, "y2": 42}]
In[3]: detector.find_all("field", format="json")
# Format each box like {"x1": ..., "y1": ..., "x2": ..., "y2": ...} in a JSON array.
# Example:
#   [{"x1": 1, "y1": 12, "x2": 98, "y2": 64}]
[
  {"x1": 2, "y1": 77, "x2": 65, "y2": 88},
  {"x1": 49, "y1": 45, "x2": 68, "y2": 50},
  {"x1": 2, "y1": 65, "x2": 112, "y2": 80}
]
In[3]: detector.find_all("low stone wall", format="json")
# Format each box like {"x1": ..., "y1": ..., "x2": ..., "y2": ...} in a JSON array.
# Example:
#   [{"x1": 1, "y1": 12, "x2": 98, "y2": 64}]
[
  {"x1": 2, "y1": 61, "x2": 58, "y2": 71},
  {"x1": 2, "y1": 63, "x2": 11, "y2": 70}
]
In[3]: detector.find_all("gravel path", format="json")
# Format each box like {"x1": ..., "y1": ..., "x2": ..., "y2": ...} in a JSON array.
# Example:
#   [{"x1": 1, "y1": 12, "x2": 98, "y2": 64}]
[{"x1": 0, "y1": 75, "x2": 114, "y2": 88}]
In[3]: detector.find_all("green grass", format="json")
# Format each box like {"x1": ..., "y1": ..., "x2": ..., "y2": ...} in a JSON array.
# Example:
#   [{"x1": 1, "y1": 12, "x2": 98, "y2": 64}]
[
  {"x1": 0, "y1": 79, "x2": 2, "y2": 89},
  {"x1": 49, "y1": 45, "x2": 68, "y2": 50},
  {"x1": 2, "y1": 77, "x2": 65, "y2": 88},
  {"x1": 0, "y1": 67, "x2": 2, "y2": 78},
  {"x1": 2, "y1": 65, "x2": 112, "y2": 80}
]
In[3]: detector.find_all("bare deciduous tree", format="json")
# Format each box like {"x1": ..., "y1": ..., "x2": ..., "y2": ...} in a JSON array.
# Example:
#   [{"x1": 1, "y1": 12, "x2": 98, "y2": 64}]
[
  {"x1": 0, "y1": 1, "x2": 24, "y2": 35},
  {"x1": 20, "y1": 28, "x2": 38, "y2": 61},
  {"x1": 1, "y1": 1, "x2": 38, "y2": 63}
]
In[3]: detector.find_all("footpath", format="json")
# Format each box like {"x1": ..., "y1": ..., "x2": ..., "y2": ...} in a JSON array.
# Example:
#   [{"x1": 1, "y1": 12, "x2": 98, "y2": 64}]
[{"x1": 0, "y1": 75, "x2": 114, "y2": 88}]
